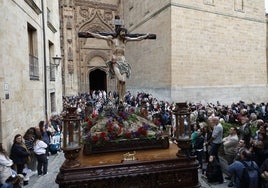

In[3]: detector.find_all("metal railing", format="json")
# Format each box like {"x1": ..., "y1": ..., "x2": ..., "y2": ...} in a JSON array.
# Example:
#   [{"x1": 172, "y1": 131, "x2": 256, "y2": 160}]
[{"x1": 29, "y1": 54, "x2": 39, "y2": 80}]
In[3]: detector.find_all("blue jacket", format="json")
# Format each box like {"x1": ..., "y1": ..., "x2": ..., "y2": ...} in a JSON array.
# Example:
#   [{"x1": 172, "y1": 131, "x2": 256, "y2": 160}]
[{"x1": 227, "y1": 160, "x2": 259, "y2": 188}]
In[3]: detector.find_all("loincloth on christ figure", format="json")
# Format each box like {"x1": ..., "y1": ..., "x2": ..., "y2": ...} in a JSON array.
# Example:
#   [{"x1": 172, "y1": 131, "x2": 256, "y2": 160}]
[{"x1": 106, "y1": 60, "x2": 131, "y2": 81}]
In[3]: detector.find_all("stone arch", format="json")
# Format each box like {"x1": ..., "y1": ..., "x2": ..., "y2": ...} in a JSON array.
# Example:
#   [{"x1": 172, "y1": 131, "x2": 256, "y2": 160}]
[
  {"x1": 85, "y1": 51, "x2": 109, "y2": 66},
  {"x1": 76, "y1": 10, "x2": 116, "y2": 94}
]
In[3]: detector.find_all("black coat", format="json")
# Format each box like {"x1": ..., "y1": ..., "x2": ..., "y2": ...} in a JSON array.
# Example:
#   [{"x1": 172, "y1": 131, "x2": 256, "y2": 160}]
[
  {"x1": 10, "y1": 143, "x2": 30, "y2": 165},
  {"x1": 206, "y1": 158, "x2": 223, "y2": 183}
]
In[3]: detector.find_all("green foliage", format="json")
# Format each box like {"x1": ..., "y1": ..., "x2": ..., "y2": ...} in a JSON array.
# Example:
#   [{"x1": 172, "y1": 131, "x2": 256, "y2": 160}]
[
  {"x1": 221, "y1": 122, "x2": 239, "y2": 137},
  {"x1": 221, "y1": 121, "x2": 257, "y2": 138}
]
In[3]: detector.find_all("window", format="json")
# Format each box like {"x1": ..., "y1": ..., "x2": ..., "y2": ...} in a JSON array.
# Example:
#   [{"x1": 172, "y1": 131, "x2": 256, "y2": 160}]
[
  {"x1": 50, "y1": 92, "x2": 56, "y2": 113},
  {"x1": 28, "y1": 23, "x2": 39, "y2": 80},
  {"x1": 49, "y1": 41, "x2": 56, "y2": 81}
]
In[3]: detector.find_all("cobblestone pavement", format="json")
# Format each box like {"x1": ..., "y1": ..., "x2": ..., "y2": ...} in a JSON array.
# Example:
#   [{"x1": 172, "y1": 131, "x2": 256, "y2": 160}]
[
  {"x1": 25, "y1": 151, "x2": 230, "y2": 188},
  {"x1": 24, "y1": 151, "x2": 65, "y2": 188}
]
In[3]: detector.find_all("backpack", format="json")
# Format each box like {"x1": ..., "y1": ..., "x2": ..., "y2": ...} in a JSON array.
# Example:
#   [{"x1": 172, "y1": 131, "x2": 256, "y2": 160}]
[{"x1": 239, "y1": 161, "x2": 259, "y2": 188}]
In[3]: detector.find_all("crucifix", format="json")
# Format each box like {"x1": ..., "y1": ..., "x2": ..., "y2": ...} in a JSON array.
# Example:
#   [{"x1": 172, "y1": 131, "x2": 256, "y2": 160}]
[{"x1": 78, "y1": 16, "x2": 156, "y2": 102}]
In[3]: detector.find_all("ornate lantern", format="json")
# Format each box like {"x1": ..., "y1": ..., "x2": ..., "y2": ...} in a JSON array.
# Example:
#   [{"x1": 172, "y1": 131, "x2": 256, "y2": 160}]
[
  {"x1": 62, "y1": 107, "x2": 81, "y2": 168},
  {"x1": 173, "y1": 102, "x2": 192, "y2": 158}
]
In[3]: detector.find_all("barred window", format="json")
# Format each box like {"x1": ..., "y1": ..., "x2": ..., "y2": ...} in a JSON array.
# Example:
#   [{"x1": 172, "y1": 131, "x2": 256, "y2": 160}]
[{"x1": 28, "y1": 23, "x2": 39, "y2": 80}]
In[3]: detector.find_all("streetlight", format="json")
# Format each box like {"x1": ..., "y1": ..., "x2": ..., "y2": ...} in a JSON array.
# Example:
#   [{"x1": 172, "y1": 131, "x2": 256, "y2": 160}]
[{"x1": 52, "y1": 55, "x2": 62, "y2": 67}]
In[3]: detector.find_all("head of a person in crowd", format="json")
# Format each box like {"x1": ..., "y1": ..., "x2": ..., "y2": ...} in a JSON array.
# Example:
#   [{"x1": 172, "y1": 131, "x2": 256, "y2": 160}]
[
  {"x1": 240, "y1": 149, "x2": 253, "y2": 161},
  {"x1": 257, "y1": 119, "x2": 264, "y2": 129},
  {"x1": 23, "y1": 127, "x2": 36, "y2": 140},
  {"x1": 238, "y1": 139, "x2": 246, "y2": 148},
  {"x1": 13, "y1": 134, "x2": 23, "y2": 144},
  {"x1": 209, "y1": 155, "x2": 215, "y2": 162},
  {"x1": 258, "y1": 124, "x2": 266, "y2": 134},
  {"x1": 34, "y1": 132, "x2": 42, "y2": 142},
  {"x1": 193, "y1": 124, "x2": 199, "y2": 131},
  {"x1": 227, "y1": 109, "x2": 234, "y2": 115},
  {"x1": 197, "y1": 128, "x2": 203, "y2": 136},
  {"x1": 249, "y1": 113, "x2": 257, "y2": 121},
  {"x1": 203, "y1": 125, "x2": 211, "y2": 132},
  {"x1": 240, "y1": 108, "x2": 248, "y2": 116},
  {"x1": 240, "y1": 116, "x2": 249, "y2": 125},
  {"x1": 207, "y1": 109, "x2": 214, "y2": 117},
  {"x1": 229, "y1": 127, "x2": 237, "y2": 136},
  {"x1": 257, "y1": 132, "x2": 266, "y2": 141},
  {"x1": 199, "y1": 122, "x2": 207, "y2": 129},
  {"x1": 39, "y1": 121, "x2": 45, "y2": 132},
  {"x1": 211, "y1": 116, "x2": 219, "y2": 126}
]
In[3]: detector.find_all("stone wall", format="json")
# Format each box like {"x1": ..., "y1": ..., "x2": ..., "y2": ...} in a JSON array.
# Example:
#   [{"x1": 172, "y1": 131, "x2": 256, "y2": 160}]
[
  {"x1": 62, "y1": 0, "x2": 267, "y2": 105},
  {"x1": 0, "y1": 0, "x2": 62, "y2": 148},
  {"x1": 123, "y1": 0, "x2": 268, "y2": 104}
]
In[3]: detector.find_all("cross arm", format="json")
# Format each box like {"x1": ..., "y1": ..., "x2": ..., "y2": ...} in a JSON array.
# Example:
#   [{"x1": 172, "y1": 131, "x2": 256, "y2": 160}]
[
  {"x1": 78, "y1": 32, "x2": 115, "y2": 38},
  {"x1": 126, "y1": 33, "x2": 156, "y2": 39}
]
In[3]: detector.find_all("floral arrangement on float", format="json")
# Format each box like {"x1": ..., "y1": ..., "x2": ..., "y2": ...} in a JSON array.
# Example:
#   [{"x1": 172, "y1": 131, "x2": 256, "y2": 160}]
[{"x1": 81, "y1": 105, "x2": 169, "y2": 155}]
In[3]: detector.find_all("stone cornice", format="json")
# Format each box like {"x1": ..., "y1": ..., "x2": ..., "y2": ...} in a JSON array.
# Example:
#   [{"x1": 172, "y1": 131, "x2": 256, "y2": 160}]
[
  {"x1": 24, "y1": 0, "x2": 42, "y2": 15},
  {"x1": 74, "y1": 0, "x2": 117, "y2": 11},
  {"x1": 47, "y1": 21, "x2": 57, "y2": 33}
]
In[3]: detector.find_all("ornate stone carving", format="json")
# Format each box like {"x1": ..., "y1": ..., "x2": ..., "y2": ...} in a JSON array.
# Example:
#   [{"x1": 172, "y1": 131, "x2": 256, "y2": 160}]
[
  {"x1": 74, "y1": 1, "x2": 118, "y2": 12},
  {"x1": 68, "y1": 63, "x2": 74, "y2": 74},
  {"x1": 103, "y1": 11, "x2": 113, "y2": 22},
  {"x1": 68, "y1": 47, "x2": 73, "y2": 61},
  {"x1": 79, "y1": 7, "x2": 89, "y2": 18},
  {"x1": 66, "y1": 16, "x2": 73, "y2": 29},
  {"x1": 69, "y1": 0, "x2": 73, "y2": 7}
]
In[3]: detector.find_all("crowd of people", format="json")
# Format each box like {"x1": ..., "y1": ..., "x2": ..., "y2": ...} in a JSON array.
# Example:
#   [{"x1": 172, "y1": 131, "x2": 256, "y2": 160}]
[
  {"x1": 63, "y1": 90, "x2": 268, "y2": 187},
  {"x1": 2, "y1": 90, "x2": 268, "y2": 187},
  {"x1": 0, "y1": 117, "x2": 62, "y2": 187}
]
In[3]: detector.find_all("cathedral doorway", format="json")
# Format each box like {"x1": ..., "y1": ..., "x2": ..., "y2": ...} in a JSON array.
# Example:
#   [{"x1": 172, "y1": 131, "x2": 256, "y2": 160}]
[{"x1": 89, "y1": 69, "x2": 107, "y2": 93}]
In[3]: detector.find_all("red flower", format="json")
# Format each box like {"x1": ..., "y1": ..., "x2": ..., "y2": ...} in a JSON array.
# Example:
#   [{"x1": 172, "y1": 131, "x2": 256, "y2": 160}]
[
  {"x1": 106, "y1": 122, "x2": 114, "y2": 132},
  {"x1": 100, "y1": 132, "x2": 106, "y2": 138},
  {"x1": 125, "y1": 132, "x2": 132, "y2": 139},
  {"x1": 87, "y1": 120, "x2": 92, "y2": 127},
  {"x1": 138, "y1": 127, "x2": 147, "y2": 136},
  {"x1": 92, "y1": 135, "x2": 99, "y2": 142},
  {"x1": 92, "y1": 113, "x2": 98, "y2": 118}
]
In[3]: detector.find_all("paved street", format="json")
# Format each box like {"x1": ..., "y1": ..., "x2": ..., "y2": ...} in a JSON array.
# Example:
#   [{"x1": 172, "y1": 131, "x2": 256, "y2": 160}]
[
  {"x1": 25, "y1": 151, "x2": 230, "y2": 188},
  {"x1": 25, "y1": 151, "x2": 65, "y2": 188}
]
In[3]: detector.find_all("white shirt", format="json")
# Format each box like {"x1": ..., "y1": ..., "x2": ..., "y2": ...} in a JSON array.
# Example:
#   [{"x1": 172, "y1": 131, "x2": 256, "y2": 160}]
[
  {"x1": 0, "y1": 154, "x2": 13, "y2": 167},
  {"x1": 34, "y1": 140, "x2": 48, "y2": 155}
]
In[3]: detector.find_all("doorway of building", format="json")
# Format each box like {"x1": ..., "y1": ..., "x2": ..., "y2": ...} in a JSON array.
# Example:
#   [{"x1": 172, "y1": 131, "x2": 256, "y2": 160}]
[{"x1": 89, "y1": 69, "x2": 107, "y2": 94}]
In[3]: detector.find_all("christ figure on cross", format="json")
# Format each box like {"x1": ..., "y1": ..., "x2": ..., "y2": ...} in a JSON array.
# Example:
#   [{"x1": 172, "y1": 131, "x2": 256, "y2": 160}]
[{"x1": 79, "y1": 19, "x2": 155, "y2": 102}]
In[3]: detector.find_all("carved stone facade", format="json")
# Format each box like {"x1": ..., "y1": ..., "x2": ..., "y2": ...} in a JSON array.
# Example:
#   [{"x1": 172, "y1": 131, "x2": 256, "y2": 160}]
[
  {"x1": 60, "y1": 0, "x2": 268, "y2": 105},
  {"x1": 60, "y1": 0, "x2": 119, "y2": 95}
]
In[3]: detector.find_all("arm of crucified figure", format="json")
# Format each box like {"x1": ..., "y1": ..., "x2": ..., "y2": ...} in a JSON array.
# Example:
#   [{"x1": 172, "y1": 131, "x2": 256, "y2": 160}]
[
  {"x1": 124, "y1": 33, "x2": 150, "y2": 41},
  {"x1": 78, "y1": 32, "x2": 113, "y2": 40}
]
